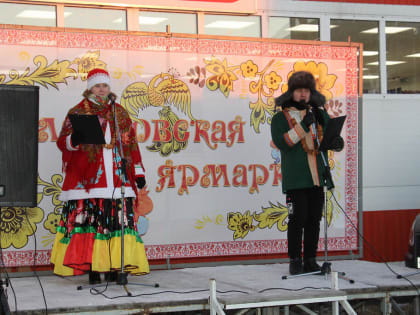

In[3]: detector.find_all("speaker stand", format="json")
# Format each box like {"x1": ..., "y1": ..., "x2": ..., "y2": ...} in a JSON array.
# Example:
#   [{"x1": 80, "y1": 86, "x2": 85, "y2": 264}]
[{"x1": 0, "y1": 277, "x2": 11, "y2": 315}]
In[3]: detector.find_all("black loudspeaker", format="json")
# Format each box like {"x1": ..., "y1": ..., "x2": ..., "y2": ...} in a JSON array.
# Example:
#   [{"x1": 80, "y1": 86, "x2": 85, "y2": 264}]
[
  {"x1": 405, "y1": 214, "x2": 420, "y2": 269},
  {"x1": 0, "y1": 85, "x2": 39, "y2": 207}
]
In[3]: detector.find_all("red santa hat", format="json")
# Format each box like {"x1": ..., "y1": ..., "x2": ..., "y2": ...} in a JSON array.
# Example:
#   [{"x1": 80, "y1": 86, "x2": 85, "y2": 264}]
[{"x1": 87, "y1": 68, "x2": 111, "y2": 90}]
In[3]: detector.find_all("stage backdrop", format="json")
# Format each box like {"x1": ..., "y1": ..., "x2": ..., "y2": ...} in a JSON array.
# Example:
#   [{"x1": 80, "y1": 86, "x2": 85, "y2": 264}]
[{"x1": 0, "y1": 26, "x2": 360, "y2": 266}]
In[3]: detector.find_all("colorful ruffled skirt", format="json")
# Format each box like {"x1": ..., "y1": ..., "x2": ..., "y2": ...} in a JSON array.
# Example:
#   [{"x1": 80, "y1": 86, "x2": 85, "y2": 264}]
[{"x1": 50, "y1": 198, "x2": 149, "y2": 276}]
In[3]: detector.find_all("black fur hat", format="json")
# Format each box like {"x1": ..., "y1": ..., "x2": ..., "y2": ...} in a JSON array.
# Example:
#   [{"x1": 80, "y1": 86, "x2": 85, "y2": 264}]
[
  {"x1": 287, "y1": 71, "x2": 316, "y2": 92},
  {"x1": 275, "y1": 71, "x2": 325, "y2": 110}
]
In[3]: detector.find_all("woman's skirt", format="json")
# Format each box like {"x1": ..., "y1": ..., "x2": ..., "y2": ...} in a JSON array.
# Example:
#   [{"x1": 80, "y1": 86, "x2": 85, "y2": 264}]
[{"x1": 50, "y1": 197, "x2": 149, "y2": 276}]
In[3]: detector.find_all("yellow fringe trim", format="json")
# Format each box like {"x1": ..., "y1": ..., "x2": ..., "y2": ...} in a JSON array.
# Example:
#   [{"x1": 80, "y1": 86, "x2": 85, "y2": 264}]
[{"x1": 51, "y1": 232, "x2": 149, "y2": 276}]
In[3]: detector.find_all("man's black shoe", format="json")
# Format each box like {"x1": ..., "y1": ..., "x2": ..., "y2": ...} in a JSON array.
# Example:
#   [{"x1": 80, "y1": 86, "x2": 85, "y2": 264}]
[
  {"x1": 104, "y1": 271, "x2": 118, "y2": 282},
  {"x1": 89, "y1": 271, "x2": 101, "y2": 285},
  {"x1": 304, "y1": 258, "x2": 321, "y2": 273},
  {"x1": 289, "y1": 258, "x2": 303, "y2": 275}
]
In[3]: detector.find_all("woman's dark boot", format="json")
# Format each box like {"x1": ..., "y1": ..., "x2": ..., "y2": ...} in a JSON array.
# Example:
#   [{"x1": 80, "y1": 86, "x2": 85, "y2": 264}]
[
  {"x1": 104, "y1": 271, "x2": 118, "y2": 282},
  {"x1": 289, "y1": 257, "x2": 303, "y2": 275},
  {"x1": 89, "y1": 271, "x2": 101, "y2": 285}
]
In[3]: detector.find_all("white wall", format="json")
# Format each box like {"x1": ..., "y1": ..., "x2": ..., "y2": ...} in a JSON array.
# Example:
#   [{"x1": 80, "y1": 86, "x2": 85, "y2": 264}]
[{"x1": 362, "y1": 96, "x2": 420, "y2": 211}]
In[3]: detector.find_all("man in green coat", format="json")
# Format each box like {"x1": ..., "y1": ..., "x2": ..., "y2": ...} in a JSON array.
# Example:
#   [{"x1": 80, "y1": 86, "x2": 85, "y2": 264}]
[{"x1": 271, "y1": 71, "x2": 343, "y2": 275}]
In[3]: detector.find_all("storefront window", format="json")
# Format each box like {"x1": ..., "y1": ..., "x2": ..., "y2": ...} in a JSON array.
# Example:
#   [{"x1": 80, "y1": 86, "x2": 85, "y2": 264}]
[
  {"x1": 64, "y1": 7, "x2": 126, "y2": 30},
  {"x1": 386, "y1": 21, "x2": 420, "y2": 94},
  {"x1": 269, "y1": 17, "x2": 319, "y2": 40},
  {"x1": 204, "y1": 15, "x2": 260, "y2": 37},
  {"x1": 0, "y1": 3, "x2": 56, "y2": 27},
  {"x1": 139, "y1": 11, "x2": 196, "y2": 34},
  {"x1": 331, "y1": 19, "x2": 380, "y2": 94}
]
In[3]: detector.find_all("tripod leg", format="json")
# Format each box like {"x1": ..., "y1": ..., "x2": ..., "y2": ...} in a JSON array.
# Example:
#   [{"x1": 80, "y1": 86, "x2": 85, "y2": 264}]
[{"x1": 122, "y1": 285, "x2": 132, "y2": 297}]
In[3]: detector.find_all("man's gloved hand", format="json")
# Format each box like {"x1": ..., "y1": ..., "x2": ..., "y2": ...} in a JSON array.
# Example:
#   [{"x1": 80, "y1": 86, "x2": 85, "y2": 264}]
[
  {"x1": 329, "y1": 136, "x2": 344, "y2": 152},
  {"x1": 302, "y1": 111, "x2": 315, "y2": 128},
  {"x1": 71, "y1": 131, "x2": 84, "y2": 146},
  {"x1": 135, "y1": 177, "x2": 146, "y2": 189}
]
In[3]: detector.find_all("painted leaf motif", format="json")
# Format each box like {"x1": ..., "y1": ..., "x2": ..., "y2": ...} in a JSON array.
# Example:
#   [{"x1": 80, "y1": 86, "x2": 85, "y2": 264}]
[
  {"x1": 249, "y1": 99, "x2": 267, "y2": 134},
  {"x1": 253, "y1": 202, "x2": 289, "y2": 232},
  {"x1": 325, "y1": 191, "x2": 334, "y2": 227},
  {"x1": 2, "y1": 56, "x2": 76, "y2": 89}
]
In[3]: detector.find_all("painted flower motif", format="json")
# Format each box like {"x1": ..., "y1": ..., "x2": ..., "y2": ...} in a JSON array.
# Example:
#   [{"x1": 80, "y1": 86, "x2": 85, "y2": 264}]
[
  {"x1": 264, "y1": 71, "x2": 282, "y2": 90},
  {"x1": 247, "y1": 60, "x2": 280, "y2": 133},
  {"x1": 39, "y1": 174, "x2": 62, "y2": 207},
  {"x1": 227, "y1": 210, "x2": 256, "y2": 240},
  {"x1": 205, "y1": 57, "x2": 238, "y2": 97},
  {"x1": 240, "y1": 60, "x2": 258, "y2": 78},
  {"x1": 325, "y1": 99, "x2": 344, "y2": 117},
  {"x1": 73, "y1": 50, "x2": 107, "y2": 81},
  {"x1": 282, "y1": 61, "x2": 337, "y2": 100},
  {"x1": 0, "y1": 205, "x2": 44, "y2": 249},
  {"x1": 253, "y1": 202, "x2": 289, "y2": 232},
  {"x1": 44, "y1": 212, "x2": 61, "y2": 234}
]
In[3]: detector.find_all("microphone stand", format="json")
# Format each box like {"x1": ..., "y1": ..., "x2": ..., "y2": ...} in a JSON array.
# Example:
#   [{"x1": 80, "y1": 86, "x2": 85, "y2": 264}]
[
  {"x1": 77, "y1": 96, "x2": 158, "y2": 293},
  {"x1": 113, "y1": 96, "x2": 129, "y2": 288},
  {"x1": 311, "y1": 106, "x2": 352, "y2": 281}
]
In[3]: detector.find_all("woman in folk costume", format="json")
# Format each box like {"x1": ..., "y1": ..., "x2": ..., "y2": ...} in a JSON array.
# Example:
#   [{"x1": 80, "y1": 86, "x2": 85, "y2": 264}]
[
  {"x1": 51, "y1": 68, "x2": 149, "y2": 284},
  {"x1": 271, "y1": 71, "x2": 344, "y2": 275}
]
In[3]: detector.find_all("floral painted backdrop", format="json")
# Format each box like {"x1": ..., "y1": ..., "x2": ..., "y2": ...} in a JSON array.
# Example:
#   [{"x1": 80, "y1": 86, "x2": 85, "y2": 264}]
[{"x1": 0, "y1": 27, "x2": 359, "y2": 266}]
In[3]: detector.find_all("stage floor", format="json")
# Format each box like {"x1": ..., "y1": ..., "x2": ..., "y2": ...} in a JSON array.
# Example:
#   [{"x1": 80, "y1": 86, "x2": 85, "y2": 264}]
[{"x1": 4, "y1": 259, "x2": 420, "y2": 314}]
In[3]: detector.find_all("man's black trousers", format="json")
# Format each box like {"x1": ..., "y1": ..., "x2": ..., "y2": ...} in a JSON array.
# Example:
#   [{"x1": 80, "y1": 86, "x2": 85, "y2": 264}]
[{"x1": 286, "y1": 186, "x2": 324, "y2": 260}]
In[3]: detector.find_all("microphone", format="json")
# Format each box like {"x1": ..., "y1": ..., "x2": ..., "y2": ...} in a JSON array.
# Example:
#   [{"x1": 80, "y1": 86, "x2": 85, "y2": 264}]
[
  {"x1": 299, "y1": 100, "x2": 314, "y2": 119},
  {"x1": 300, "y1": 100, "x2": 316, "y2": 121},
  {"x1": 108, "y1": 93, "x2": 116, "y2": 104},
  {"x1": 301, "y1": 99, "x2": 319, "y2": 142}
]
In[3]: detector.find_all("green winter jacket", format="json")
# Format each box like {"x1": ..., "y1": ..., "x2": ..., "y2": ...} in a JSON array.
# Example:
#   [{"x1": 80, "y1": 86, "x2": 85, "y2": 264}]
[{"x1": 271, "y1": 106, "x2": 333, "y2": 193}]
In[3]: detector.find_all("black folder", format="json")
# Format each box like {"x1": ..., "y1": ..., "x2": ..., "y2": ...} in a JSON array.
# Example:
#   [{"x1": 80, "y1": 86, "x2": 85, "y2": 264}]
[
  {"x1": 69, "y1": 114, "x2": 105, "y2": 145},
  {"x1": 318, "y1": 115, "x2": 346, "y2": 152}
]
